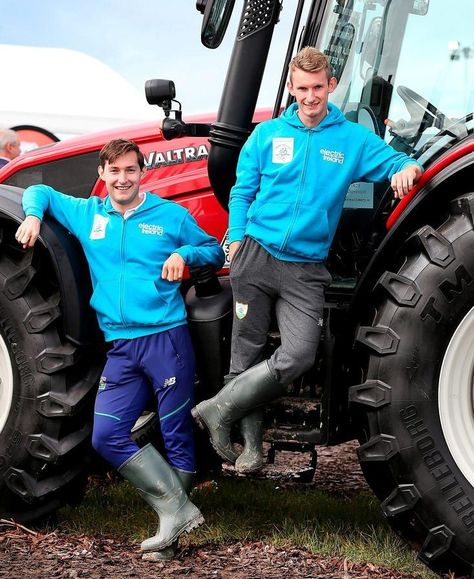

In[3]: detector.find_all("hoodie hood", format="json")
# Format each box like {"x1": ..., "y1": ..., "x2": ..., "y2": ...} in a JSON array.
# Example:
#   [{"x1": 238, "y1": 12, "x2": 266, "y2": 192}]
[{"x1": 280, "y1": 102, "x2": 346, "y2": 130}]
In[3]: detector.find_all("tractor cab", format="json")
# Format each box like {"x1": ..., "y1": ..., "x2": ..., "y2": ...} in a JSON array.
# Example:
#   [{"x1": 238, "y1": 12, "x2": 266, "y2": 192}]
[
  {"x1": 190, "y1": 0, "x2": 474, "y2": 287},
  {"x1": 155, "y1": 1, "x2": 473, "y2": 289}
]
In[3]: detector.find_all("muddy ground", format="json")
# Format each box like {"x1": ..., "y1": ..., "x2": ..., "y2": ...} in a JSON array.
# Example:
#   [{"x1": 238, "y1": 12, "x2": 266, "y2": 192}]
[{"x1": 0, "y1": 441, "x2": 446, "y2": 579}]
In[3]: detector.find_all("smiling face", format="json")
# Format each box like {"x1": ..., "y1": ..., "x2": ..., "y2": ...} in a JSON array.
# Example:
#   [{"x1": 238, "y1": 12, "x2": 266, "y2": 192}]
[
  {"x1": 98, "y1": 150, "x2": 145, "y2": 213},
  {"x1": 287, "y1": 68, "x2": 337, "y2": 128}
]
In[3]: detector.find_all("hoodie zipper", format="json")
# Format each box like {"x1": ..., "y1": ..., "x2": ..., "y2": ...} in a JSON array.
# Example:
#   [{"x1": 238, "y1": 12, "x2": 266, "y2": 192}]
[
  {"x1": 119, "y1": 217, "x2": 128, "y2": 324},
  {"x1": 279, "y1": 128, "x2": 313, "y2": 255},
  {"x1": 111, "y1": 197, "x2": 155, "y2": 325}
]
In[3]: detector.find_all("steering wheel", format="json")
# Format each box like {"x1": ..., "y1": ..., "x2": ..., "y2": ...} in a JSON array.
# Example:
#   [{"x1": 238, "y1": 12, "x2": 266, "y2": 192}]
[
  {"x1": 392, "y1": 86, "x2": 447, "y2": 141},
  {"x1": 357, "y1": 104, "x2": 383, "y2": 136}
]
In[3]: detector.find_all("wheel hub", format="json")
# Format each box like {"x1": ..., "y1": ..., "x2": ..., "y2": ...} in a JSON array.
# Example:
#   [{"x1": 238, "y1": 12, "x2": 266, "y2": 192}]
[
  {"x1": 0, "y1": 334, "x2": 14, "y2": 435},
  {"x1": 439, "y1": 305, "x2": 474, "y2": 487}
]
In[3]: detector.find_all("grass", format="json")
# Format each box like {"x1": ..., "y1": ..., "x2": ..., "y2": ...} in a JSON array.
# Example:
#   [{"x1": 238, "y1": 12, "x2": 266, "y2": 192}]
[{"x1": 55, "y1": 476, "x2": 437, "y2": 578}]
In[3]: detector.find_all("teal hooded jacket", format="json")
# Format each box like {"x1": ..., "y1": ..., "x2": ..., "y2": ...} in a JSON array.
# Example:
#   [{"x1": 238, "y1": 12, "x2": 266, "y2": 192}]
[
  {"x1": 22, "y1": 185, "x2": 225, "y2": 341},
  {"x1": 228, "y1": 102, "x2": 422, "y2": 262}
]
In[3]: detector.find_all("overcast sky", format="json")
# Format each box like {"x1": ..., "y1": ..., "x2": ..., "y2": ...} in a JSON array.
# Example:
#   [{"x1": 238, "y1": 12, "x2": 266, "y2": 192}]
[{"x1": 1, "y1": 1, "x2": 296, "y2": 117}]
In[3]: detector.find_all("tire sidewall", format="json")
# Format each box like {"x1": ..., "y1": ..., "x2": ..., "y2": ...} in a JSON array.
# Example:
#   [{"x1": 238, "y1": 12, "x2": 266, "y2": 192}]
[
  {"x1": 364, "y1": 224, "x2": 474, "y2": 567},
  {"x1": 0, "y1": 296, "x2": 47, "y2": 472}
]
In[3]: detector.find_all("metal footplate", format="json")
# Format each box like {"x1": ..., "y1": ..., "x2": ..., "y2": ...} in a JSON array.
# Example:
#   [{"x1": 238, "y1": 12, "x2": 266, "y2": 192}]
[
  {"x1": 222, "y1": 395, "x2": 321, "y2": 485},
  {"x1": 219, "y1": 329, "x2": 325, "y2": 484},
  {"x1": 265, "y1": 439, "x2": 318, "y2": 484},
  {"x1": 222, "y1": 436, "x2": 318, "y2": 485}
]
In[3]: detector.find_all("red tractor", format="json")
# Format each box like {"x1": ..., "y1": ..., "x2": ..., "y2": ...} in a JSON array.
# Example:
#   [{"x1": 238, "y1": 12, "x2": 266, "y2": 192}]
[{"x1": 1, "y1": 1, "x2": 474, "y2": 576}]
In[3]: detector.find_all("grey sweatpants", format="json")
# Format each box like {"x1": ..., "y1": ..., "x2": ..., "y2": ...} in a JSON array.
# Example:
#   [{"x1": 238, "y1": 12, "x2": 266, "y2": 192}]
[{"x1": 229, "y1": 237, "x2": 331, "y2": 386}]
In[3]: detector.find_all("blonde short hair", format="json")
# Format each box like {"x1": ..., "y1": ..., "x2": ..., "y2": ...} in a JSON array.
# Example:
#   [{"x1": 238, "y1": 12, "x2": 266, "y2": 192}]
[{"x1": 288, "y1": 47, "x2": 332, "y2": 82}]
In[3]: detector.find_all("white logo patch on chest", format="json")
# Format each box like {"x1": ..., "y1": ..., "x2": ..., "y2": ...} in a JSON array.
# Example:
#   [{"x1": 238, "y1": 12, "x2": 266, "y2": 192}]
[
  {"x1": 272, "y1": 138, "x2": 294, "y2": 164},
  {"x1": 89, "y1": 214, "x2": 109, "y2": 240}
]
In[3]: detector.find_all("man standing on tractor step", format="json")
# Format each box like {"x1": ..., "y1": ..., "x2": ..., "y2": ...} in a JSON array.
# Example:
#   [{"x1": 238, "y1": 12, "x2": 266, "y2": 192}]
[
  {"x1": 192, "y1": 47, "x2": 423, "y2": 474},
  {"x1": 15, "y1": 138, "x2": 225, "y2": 560}
]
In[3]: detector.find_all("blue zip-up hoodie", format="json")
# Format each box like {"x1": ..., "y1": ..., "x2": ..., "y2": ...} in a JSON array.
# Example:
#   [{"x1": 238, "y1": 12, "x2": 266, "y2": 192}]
[
  {"x1": 22, "y1": 185, "x2": 225, "y2": 341},
  {"x1": 229, "y1": 102, "x2": 422, "y2": 262}
]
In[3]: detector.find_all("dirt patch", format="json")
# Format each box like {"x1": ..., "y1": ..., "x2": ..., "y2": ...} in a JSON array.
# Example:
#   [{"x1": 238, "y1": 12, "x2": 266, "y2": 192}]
[
  {"x1": 0, "y1": 442, "x2": 425, "y2": 579},
  {"x1": 313, "y1": 440, "x2": 368, "y2": 496},
  {"x1": 0, "y1": 530, "x2": 424, "y2": 579}
]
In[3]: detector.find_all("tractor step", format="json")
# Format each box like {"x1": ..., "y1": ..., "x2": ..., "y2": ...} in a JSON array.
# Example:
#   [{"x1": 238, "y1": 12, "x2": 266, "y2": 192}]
[
  {"x1": 267, "y1": 396, "x2": 321, "y2": 423},
  {"x1": 264, "y1": 425, "x2": 322, "y2": 445},
  {"x1": 222, "y1": 438, "x2": 317, "y2": 485}
]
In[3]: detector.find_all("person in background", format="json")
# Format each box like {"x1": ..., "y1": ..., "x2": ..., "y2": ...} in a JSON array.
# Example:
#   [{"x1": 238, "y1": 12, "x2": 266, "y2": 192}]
[
  {"x1": 15, "y1": 138, "x2": 225, "y2": 560},
  {"x1": 192, "y1": 47, "x2": 423, "y2": 474},
  {"x1": 0, "y1": 128, "x2": 21, "y2": 167}
]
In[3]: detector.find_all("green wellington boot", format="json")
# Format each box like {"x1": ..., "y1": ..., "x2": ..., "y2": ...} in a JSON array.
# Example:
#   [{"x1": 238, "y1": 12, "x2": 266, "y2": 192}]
[
  {"x1": 191, "y1": 361, "x2": 281, "y2": 463},
  {"x1": 142, "y1": 467, "x2": 195, "y2": 561},
  {"x1": 235, "y1": 409, "x2": 264, "y2": 473},
  {"x1": 118, "y1": 444, "x2": 204, "y2": 552}
]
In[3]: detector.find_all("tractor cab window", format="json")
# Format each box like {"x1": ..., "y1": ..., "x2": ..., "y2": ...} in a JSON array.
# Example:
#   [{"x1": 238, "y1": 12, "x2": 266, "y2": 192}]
[
  {"x1": 319, "y1": 0, "x2": 473, "y2": 158},
  {"x1": 3, "y1": 151, "x2": 100, "y2": 198}
]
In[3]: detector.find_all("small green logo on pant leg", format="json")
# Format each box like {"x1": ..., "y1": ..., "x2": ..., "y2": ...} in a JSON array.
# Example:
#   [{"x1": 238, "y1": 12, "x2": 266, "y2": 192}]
[{"x1": 235, "y1": 302, "x2": 249, "y2": 320}]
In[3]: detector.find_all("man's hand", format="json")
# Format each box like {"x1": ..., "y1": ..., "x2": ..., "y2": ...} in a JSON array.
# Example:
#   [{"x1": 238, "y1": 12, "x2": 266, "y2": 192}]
[
  {"x1": 391, "y1": 164, "x2": 423, "y2": 200},
  {"x1": 228, "y1": 241, "x2": 241, "y2": 263},
  {"x1": 15, "y1": 215, "x2": 41, "y2": 249},
  {"x1": 162, "y1": 252, "x2": 185, "y2": 282}
]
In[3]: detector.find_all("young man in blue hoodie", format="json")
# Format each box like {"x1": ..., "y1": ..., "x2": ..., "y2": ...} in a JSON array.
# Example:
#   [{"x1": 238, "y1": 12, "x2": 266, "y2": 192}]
[
  {"x1": 192, "y1": 47, "x2": 423, "y2": 473},
  {"x1": 15, "y1": 139, "x2": 225, "y2": 559}
]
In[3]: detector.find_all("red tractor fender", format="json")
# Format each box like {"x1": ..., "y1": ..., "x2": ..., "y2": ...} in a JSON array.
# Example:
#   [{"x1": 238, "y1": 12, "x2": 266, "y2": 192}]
[{"x1": 386, "y1": 139, "x2": 474, "y2": 230}]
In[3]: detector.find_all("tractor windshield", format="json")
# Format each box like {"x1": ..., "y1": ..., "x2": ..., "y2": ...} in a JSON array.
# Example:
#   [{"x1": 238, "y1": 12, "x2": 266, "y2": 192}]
[{"x1": 317, "y1": 0, "x2": 474, "y2": 161}]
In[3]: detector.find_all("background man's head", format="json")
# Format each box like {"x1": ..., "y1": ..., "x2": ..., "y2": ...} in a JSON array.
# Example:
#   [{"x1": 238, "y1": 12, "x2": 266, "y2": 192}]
[{"x1": 0, "y1": 128, "x2": 21, "y2": 161}]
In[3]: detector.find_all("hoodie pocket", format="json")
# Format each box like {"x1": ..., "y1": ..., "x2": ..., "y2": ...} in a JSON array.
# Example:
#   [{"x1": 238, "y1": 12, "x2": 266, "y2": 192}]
[
  {"x1": 248, "y1": 201, "x2": 330, "y2": 259},
  {"x1": 284, "y1": 205, "x2": 330, "y2": 260},
  {"x1": 124, "y1": 278, "x2": 174, "y2": 326},
  {"x1": 90, "y1": 279, "x2": 123, "y2": 325},
  {"x1": 90, "y1": 277, "x2": 182, "y2": 327}
]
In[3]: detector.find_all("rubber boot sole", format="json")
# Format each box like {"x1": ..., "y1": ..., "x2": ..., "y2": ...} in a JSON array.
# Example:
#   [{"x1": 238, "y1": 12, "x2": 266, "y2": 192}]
[
  {"x1": 235, "y1": 457, "x2": 264, "y2": 474},
  {"x1": 140, "y1": 511, "x2": 205, "y2": 552},
  {"x1": 142, "y1": 538, "x2": 178, "y2": 561},
  {"x1": 191, "y1": 406, "x2": 238, "y2": 463}
]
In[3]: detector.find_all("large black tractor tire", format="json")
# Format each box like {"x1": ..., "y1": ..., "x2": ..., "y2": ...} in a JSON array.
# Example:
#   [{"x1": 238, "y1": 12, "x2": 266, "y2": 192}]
[
  {"x1": 0, "y1": 232, "x2": 104, "y2": 523},
  {"x1": 351, "y1": 193, "x2": 474, "y2": 577}
]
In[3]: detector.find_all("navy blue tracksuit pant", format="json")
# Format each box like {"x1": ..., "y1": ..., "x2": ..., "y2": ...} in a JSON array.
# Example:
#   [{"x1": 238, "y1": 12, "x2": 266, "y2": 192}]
[{"x1": 92, "y1": 325, "x2": 196, "y2": 472}]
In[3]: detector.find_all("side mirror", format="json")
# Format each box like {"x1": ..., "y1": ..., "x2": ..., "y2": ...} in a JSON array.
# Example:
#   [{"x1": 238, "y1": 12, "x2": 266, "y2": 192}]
[{"x1": 196, "y1": 0, "x2": 235, "y2": 49}]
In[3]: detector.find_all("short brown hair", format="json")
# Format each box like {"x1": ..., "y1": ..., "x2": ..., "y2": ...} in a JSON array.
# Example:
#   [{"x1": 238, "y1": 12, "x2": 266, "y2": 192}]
[
  {"x1": 288, "y1": 47, "x2": 332, "y2": 82},
  {"x1": 99, "y1": 139, "x2": 145, "y2": 169}
]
